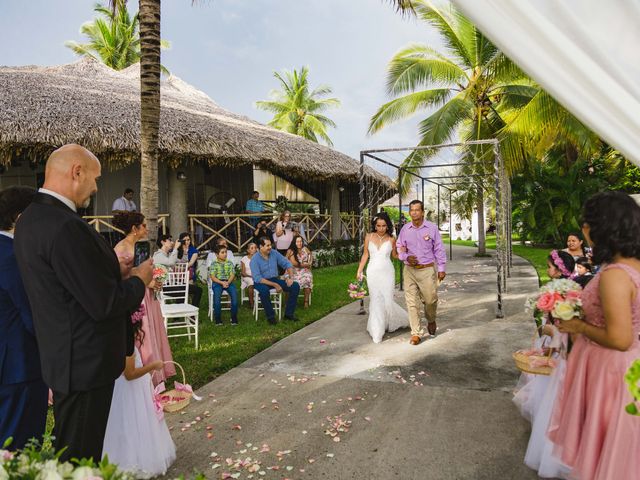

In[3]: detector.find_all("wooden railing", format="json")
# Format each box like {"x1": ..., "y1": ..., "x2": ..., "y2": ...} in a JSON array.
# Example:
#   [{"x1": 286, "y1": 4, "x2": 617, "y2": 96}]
[
  {"x1": 82, "y1": 212, "x2": 359, "y2": 251},
  {"x1": 83, "y1": 214, "x2": 169, "y2": 235},
  {"x1": 189, "y1": 213, "x2": 360, "y2": 251}
]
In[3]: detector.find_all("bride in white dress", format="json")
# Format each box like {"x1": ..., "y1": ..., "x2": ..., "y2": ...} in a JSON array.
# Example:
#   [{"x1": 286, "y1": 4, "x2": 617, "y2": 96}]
[{"x1": 356, "y1": 213, "x2": 409, "y2": 343}]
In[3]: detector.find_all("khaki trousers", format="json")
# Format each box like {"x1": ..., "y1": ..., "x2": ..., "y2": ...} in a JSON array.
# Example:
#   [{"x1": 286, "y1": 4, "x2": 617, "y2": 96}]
[{"x1": 403, "y1": 265, "x2": 438, "y2": 336}]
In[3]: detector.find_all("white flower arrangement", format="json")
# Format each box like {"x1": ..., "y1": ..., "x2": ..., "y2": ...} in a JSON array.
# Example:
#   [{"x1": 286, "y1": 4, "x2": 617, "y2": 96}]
[{"x1": 0, "y1": 437, "x2": 204, "y2": 480}]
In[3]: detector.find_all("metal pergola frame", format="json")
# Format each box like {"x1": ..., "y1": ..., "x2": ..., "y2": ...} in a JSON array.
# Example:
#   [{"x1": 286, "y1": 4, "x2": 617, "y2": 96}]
[{"x1": 358, "y1": 139, "x2": 513, "y2": 318}]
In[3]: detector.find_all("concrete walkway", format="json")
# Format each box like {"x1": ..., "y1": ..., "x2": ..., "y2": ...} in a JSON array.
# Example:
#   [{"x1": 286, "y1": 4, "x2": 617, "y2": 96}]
[{"x1": 162, "y1": 246, "x2": 540, "y2": 480}]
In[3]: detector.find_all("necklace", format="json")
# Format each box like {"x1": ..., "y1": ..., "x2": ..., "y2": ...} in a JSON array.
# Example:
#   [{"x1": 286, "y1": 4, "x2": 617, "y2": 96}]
[{"x1": 375, "y1": 233, "x2": 386, "y2": 241}]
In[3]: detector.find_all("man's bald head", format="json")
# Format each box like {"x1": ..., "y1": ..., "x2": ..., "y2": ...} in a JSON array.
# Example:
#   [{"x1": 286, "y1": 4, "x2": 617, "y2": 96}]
[{"x1": 42, "y1": 144, "x2": 101, "y2": 209}]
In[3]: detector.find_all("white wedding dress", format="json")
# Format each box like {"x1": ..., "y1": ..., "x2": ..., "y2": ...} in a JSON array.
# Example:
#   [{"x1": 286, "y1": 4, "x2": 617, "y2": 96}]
[
  {"x1": 103, "y1": 348, "x2": 176, "y2": 478},
  {"x1": 366, "y1": 240, "x2": 409, "y2": 343}
]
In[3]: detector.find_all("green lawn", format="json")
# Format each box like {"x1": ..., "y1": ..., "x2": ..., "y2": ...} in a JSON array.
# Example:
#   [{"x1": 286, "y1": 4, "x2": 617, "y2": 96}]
[
  {"x1": 171, "y1": 262, "x2": 360, "y2": 389},
  {"x1": 443, "y1": 234, "x2": 551, "y2": 284}
]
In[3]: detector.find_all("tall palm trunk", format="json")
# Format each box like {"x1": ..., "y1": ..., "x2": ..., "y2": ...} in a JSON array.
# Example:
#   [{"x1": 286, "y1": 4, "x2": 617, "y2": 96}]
[{"x1": 138, "y1": 0, "x2": 161, "y2": 242}]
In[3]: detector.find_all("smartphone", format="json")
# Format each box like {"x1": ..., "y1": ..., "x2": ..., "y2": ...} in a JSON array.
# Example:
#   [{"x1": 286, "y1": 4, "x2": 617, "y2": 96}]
[{"x1": 133, "y1": 241, "x2": 150, "y2": 267}]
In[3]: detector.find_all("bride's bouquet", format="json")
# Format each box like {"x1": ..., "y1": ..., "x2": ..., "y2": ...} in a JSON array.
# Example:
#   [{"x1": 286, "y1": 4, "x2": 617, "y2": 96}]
[
  {"x1": 348, "y1": 279, "x2": 367, "y2": 299},
  {"x1": 525, "y1": 278, "x2": 583, "y2": 329}
]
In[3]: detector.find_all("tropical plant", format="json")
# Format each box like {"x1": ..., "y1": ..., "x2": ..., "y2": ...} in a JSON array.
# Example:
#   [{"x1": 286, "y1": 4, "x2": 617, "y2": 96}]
[
  {"x1": 369, "y1": 1, "x2": 531, "y2": 252},
  {"x1": 65, "y1": 2, "x2": 170, "y2": 73},
  {"x1": 511, "y1": 152, "x2": 615, "y2": 245},
  {"x1": 256, "y1": 67, "x2": 341, "y2": 146}
]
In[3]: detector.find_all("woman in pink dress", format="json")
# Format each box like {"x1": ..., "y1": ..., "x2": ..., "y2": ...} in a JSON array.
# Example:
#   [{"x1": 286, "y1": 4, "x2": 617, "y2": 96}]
[
  {"x1": 113, "y1": 212, "x2": 175, "y2": 385},
  {"x1": 550, "y1": 191, "x2": 640, "y2": 480}
]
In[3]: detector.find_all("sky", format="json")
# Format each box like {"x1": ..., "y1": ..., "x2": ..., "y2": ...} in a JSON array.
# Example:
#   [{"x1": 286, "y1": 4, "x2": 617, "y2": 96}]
[{"x1": 0, "y1": 0, "x2": 444, "y2": 161}]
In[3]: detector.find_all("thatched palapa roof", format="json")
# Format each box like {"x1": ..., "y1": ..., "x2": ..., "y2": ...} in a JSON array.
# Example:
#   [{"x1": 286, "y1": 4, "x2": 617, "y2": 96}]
[{"x1": 0, "y1": 57, "x2": 391, "y2": 193}]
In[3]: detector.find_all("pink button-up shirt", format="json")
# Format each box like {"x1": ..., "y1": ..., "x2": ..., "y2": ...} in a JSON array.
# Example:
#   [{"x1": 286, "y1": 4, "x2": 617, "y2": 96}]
[{"x1": 396, "y1": 220, "x2": 447, "y2": 272}]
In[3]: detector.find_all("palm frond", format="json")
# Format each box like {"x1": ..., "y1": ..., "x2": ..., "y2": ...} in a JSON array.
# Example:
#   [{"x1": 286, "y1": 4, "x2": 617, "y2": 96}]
[
  {"x1": 386, "y1": 44, "x2": 467, "y2": 95},
  {"x1": 413, "y1": 1, "x2": 472, "y2": 68},
  {"x1": 368, "y1": 88, "x2": 451, "y2": 134}
]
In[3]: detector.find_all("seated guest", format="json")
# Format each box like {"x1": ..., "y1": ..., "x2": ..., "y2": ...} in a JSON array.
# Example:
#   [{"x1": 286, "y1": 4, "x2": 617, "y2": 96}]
[
  {"x1": 240, "y1": 242, "x2": 257, "y2": 309},
  {"x1": 286, "y1": 235, "x2": 314, "y2": 308},
  {"x1": 209, "y1": 244, "x2": 238, "y2": 326},
  {"x1": 206, "y1": 237, "x2": 237, "y2": 271},
  {"x1": 0, "y1": 186, "x2": 47, "y2": 450},
  {"x1": 574, "y1": 256, "x2": 594, "y2": 288},
  {"x1": 250, "y1": 236, "x2": 300, "y2": 325},
  {"x1": 153, "y1": 234, "x2": 179, "y2": 266},
  {"x1": 176, "y1": 232, "x2": 202, "y2": 308}
]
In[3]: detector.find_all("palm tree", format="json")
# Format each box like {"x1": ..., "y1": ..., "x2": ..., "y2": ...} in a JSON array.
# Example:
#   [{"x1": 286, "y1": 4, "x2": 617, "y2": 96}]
[
  {"x1": 369, "y1": 1, "x2": 530, "y2": 253},
  {"x1": 66, "y1": 2, "x2": 170, "y2": 73},
  {"x1": 137, "y1": 0, "x2": 162, "y2": 241},
  {"x1": 256, "y1": 67, "x2": 341, "y2": 146},
  {"x1": 100, "y1": 0, "x2": 162, "y2": 240}
]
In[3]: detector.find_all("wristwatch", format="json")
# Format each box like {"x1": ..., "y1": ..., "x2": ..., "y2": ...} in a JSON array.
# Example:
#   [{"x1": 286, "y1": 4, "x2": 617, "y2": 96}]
[{"x1": 283, "y1": 274, "x2": 290, "y2": 279}]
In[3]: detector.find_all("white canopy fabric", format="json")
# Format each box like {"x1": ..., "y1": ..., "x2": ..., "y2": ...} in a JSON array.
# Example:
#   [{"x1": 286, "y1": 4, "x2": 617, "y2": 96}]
[{"x1": 452, "y1": 0, "x2": 640, "y2": 167}]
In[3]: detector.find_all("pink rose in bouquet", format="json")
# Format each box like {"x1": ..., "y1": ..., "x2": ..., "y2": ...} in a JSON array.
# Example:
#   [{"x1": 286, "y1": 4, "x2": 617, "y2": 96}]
[
  {"x1": 536, "y1": 291, "x2": 562, "y2": 312},
  {"x1": 526, "y1": 278, "x2": 583, "y2": 328}
]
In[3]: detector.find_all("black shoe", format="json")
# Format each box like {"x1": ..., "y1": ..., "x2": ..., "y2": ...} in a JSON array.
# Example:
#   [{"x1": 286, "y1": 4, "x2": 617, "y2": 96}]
[
  {"x1": 215, "y1": 319, "x2": 223, "y2": 326},
  {"x1": 284, "y1": 315, "x2": 299, "y2": 322},
  {"x1": 267, "y1": 317, "x2": 277, "y2": 325},
  {"x1": 231, "y1": 318, "x2": 238, "y2": 326}
]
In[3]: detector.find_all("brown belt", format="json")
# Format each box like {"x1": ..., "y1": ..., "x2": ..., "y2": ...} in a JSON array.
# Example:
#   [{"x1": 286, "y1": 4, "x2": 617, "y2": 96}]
[{"x1": 409, "y1": 262, "x2": 434, "y2": 269}]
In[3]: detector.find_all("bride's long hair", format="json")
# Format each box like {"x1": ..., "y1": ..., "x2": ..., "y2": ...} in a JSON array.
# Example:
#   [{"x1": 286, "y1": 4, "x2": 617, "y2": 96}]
[{"x1": 371, "y1": 211, "x2": 394, "y2": 236}]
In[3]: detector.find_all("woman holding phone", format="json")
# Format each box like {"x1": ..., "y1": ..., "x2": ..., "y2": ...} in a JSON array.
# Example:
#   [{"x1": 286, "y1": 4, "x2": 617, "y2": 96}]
[
  {"x1": 113, "y1": 212, "x2": 175, "y2": 385},
  {"x1": 275, "y1": 210, "x2": 297, "y2": 256}
]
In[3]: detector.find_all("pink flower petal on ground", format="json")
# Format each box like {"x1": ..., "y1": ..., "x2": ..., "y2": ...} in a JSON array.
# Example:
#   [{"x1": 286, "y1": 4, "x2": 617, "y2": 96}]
[
  {"x1": 333, "y1": 436, "x2": 341, "y2": 442},
  {"x1": 320, "y1": 339, "x2": 326, "y2": 344},
  {"x1": 364, "y1": 416, "x2": 371, "y2": 421},
  {"x1": 232, "y1": 424, "x2": 242, "y2": 430},
  {"x1": 308, "y1": 458, "x2": 315, "y2": 464}
]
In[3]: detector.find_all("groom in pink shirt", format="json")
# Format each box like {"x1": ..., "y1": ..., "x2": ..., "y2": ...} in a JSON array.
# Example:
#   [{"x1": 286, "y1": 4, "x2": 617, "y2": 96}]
[{"x1": 396, "y1": 200, "x2": 447, "y2": 345}]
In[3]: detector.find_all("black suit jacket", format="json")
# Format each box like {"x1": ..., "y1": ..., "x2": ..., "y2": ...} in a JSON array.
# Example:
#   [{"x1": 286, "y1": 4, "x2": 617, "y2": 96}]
[{"x1": 14, "y1": 193, "x2": 145, "y2": 394}]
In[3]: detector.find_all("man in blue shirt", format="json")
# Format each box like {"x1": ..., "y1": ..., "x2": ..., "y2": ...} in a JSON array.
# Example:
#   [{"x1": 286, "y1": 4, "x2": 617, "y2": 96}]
[
  {"x1": 245, "y1": 191, "x2": 265, "y2": 227},
  {"x1": 250, "y1": 236, "x2": 300, "y2": 324}
]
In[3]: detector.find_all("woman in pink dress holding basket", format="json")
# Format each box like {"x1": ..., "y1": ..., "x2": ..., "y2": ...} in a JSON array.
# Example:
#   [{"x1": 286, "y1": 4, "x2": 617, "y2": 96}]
[{"x1": 549, "y1": 191, "x2": 640, "y2": 480}]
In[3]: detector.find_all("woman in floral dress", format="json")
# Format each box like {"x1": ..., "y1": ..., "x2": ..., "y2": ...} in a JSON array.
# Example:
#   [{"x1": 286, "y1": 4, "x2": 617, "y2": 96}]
[{"x1": 286, "y1": 235, "x2": 313, "y2": 308}]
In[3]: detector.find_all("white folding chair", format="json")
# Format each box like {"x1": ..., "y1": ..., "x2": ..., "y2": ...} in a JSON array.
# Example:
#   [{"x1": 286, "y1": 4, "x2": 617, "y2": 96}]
[
  {"x1": 160, "y1": 264, "x2": 199, "y2": 348},
  {"x1": 240, "y1": 286, "x2": 248, "y2": 305},
  {"x1": 207, "y1": 277, "x2": 231, "y2": 322},
  {"x1": 253, "y1": 289, "x2": 282, "y2": 322}
]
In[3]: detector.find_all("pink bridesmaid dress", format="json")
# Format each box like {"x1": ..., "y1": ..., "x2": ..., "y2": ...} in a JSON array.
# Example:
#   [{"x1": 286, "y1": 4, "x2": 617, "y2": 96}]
[
  {"x1": 139, "y1": 287, "x2": 176, "y2": 385},
  {"x1": 116, "y1": 251, "x2": 175, "y2": 385},
  {"x1": 548, "y1": 263, "x2": 640, "y2": 480}
]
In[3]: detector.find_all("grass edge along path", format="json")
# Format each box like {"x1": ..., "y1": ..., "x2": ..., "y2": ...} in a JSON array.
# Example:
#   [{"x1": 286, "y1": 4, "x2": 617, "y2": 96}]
[
  {"x1": 171, "y1": 262, "x2": 360, "y2": 390},
  {"x1": 444, "y1": 235, "x2": 550, "y2": 284}
]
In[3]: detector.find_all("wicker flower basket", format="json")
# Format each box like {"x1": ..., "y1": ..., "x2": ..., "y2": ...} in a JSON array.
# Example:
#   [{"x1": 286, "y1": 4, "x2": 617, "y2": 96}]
[
  {"x1": 512, "y1": 326, "x2": 555, "y2": 376},
  {"x1": 512, "y1": 351, "x2": 554, "y2": 376},
  {"x1": 158, "y1": 361, "x2": 192, "y2": 413}
]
